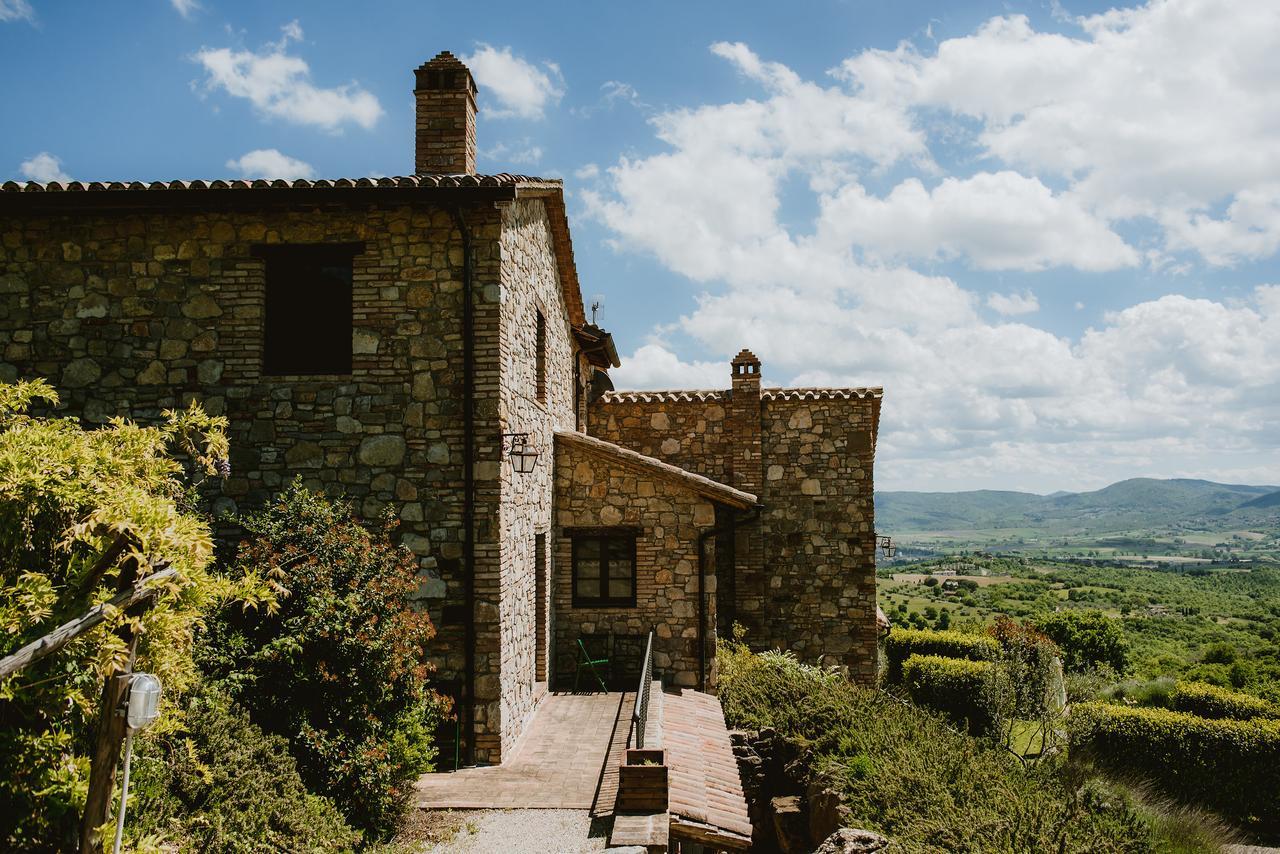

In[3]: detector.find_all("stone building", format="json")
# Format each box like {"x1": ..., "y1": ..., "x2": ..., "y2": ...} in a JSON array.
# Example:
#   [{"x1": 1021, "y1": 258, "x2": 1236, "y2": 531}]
[{"x1": 0, "y1": 51, "x2": 881, "y2": 765}]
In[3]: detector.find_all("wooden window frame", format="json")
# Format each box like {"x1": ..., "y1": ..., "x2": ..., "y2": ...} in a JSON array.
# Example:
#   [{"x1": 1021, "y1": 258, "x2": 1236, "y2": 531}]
[
  {"x1": 254, "y1": 243, "x2": 362, "y2": 377},
  {"x1": 570, "y1": 528, "x2": 638, "y2": 608},
  {"x1": 535, "y1": 308, "x2": 547, "y2": 403}
]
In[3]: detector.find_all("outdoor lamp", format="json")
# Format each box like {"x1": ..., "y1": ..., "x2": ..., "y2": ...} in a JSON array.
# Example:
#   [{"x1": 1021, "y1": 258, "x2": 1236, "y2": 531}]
[
  {"x1": 125, "y1": 673, "x2": 162, "y2": 731},
  {"x1": 503, "y1": 433, "x2": 540, "y2": 474},
  {"x1": 878, "y1": 535, "x2": 896, "y2": 559},
  {"x1": 113, "y1": 673, "x2": 162, "y2": 854}
]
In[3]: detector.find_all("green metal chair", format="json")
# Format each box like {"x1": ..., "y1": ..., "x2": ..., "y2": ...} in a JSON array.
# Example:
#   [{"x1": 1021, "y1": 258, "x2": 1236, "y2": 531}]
[{"x1": 574, "y1": 637, "x2": 610, "y2": 692}]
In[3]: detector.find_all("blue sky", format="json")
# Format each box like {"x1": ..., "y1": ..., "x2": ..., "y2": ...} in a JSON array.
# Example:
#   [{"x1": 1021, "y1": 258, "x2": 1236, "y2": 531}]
[{"x1": 4, "y1": 0, "x2": 1279, "y2": 492}]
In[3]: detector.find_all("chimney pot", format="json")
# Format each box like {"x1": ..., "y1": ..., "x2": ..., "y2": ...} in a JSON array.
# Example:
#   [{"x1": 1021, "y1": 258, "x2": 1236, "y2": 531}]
[{"x1": 414, "y1": 51, "x2": 477, "y2": 175}]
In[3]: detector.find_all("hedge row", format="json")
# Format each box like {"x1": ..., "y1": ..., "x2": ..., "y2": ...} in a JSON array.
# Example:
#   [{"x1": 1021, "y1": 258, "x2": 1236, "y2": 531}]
[
  {"x1": 1169, "y1": 681, "x2": 1280, "y2": 722},
  {"x1": 1068, "y1": 702, "x2": 1280, "y2": 832},
  {"x1": 884, "y1": 628, "x2": 1000, "y2": 684},
  {"x1": 902, "y1": 654, "x2": 1003, "y2": 735}
]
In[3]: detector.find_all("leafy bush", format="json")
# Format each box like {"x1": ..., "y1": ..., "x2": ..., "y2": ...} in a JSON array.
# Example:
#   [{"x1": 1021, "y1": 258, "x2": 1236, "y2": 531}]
[
  {"x1": 201, "y1": 483, "x2": 448, "y2": 839},
  {"x1": 987, "y1": 616, "x2": 1063, "y2": 719},
  {"x1": 718, "y1": 641, "x2": 1204, "y2": 851},
  {"x1": 883, "y1": 627, "x2": 999, "y2": 683},
  {"x1": 126, "y1": 693, "x2": 361, "y2": 852},
  {"x1": 1100, "y1": 677, "x2": 1176, "y2": 709},
  {"x1": 902, "y1": 654, "x2": 1005, "y2": 734},
  {"x1": 1169, "y1": 681, "x2": 1280, "y2": 722},
  {"x1": 1034, "y1": 612, "x2": 1129, "y2": 674},
  {"x1": 1069, "y1": 702, "x2": 1280, "y2": 833},
  {"x1": 0, "y1": 380, "x2": 270, "y2": 850}
]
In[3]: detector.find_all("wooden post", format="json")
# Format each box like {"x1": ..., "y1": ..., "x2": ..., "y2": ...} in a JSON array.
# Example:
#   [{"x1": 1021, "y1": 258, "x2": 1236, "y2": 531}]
[{"x1": 78, "y1": 561, "x2": 139, "y2": 854}]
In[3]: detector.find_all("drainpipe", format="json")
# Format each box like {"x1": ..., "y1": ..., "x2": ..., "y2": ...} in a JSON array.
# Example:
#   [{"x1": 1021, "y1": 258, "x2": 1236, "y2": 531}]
[
  {"x1": 697, "y1": 506, "x2": 762, "y2": 690},
  {"x1": 450, "y1": 207, "x2": 477, "y2": 766}
]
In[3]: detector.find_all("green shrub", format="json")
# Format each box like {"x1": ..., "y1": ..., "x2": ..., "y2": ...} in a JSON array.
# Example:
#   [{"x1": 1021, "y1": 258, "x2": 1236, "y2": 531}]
[
  {"x1": 902, "y1": 654, "x2": 1005, "y2": 735},
  {"x1": 1069, "y1": 702, "x2": 1280, "y2": 832},
  {"x1": 201, "y1": 483, "x2": 449, "y2": 839},
  {"x1": 0, "y1": 381, "x2": 271, "y2": 851},
  {"x1": 717, "y1": 642, "x2": 1203, "y2": 851},
  {"x1": 127, "y1": 694, "x2": 360, "y2": 852},
  {"x1": 1169, "y1": 681, "x2": 1280, "y2": 722},
  {"x1": 1033, "y1": 612, "x2": 1129, "y2": 674},
  {"x1": 1100, "y1": 677, "x2": 1176, "y2": 708},
  {"x1": 883, "y1": 627, "x2": 999, "y2": 683}
]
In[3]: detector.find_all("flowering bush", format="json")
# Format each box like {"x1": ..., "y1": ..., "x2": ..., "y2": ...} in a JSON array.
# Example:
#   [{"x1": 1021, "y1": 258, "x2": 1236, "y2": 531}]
[{"x1": 201, "y1": 483, "x2": 448, "y2": 838}]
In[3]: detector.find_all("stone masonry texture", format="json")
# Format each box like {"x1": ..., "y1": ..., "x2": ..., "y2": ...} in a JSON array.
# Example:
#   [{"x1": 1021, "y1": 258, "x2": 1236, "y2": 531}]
[
  {"x1": 0, "y1": 194, "x2": 582, "y2": 764},
  {"x1": 588, "y1": 378, "x2": 882, "y2": 683}
]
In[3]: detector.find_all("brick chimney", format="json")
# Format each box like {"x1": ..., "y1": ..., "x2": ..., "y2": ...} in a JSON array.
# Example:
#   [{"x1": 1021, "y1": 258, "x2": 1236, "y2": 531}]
[
  {"x1": 728, "y1": 349, "x2": 763, "y2": 496},
  {"x1": 414, "y1": 51, "x2": 477, "y2": 175}
]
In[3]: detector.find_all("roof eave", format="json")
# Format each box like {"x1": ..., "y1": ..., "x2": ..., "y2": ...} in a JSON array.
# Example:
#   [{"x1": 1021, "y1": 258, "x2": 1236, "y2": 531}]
[{"x1": 555, "y1": 430, "x2": 757, "y2": 509}]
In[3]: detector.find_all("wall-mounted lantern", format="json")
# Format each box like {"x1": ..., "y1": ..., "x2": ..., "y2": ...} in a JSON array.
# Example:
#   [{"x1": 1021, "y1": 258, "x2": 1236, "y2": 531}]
[
  {"x1": 502, "y1": 432, "x2": 540, "y2": 474},
  {"x1": 877, "y1": 535, "x2": 896, "y2": 559}
]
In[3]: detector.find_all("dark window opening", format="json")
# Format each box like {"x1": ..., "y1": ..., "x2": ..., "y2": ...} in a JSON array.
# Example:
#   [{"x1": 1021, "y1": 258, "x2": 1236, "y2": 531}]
[
  {"x1": 571, "y1": 530, "x2": 637, "y2": 607},
  {"x1": 258, "y1": 244, "x2": 359, "y2": 375},
  {"x1": 534, "y1": 532, "x2": 548, "y2": 681},
  {"x1": 535, "y1": 310, "x2": 547, "y2": 402}
]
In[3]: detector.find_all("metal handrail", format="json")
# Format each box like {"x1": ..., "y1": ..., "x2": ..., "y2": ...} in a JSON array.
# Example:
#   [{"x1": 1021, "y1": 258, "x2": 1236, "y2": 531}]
[{"x1": 632, "y1": 628, "x2": 655, "y2": 748}]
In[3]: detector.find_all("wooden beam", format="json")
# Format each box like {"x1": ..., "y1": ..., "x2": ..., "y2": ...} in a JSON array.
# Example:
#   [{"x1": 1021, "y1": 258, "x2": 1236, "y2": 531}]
[{"x1": 0, "y1": 565, "x2": 175, "y2": 680}]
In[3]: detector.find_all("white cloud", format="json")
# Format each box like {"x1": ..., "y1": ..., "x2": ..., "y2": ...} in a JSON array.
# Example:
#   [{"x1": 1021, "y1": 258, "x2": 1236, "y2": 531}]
[
  {"x1": 0, "y1": 0, "x2": 34, "y2": 23},
  {"x1": 612, "y1": 344, "x2": 731, "y2": 391},
  {"x1": 987, "y1": 291, "x2": 1040, "y2": 316},
  {"x1": 575, "y1": 163, "x2": 600, "y2": 181},
  {"x1": 586, "y1": 16, "x2": 1280, "y2": 491},
  {"x1": 462, "y1": 44, "x2": 564, "y2": 120},
  {"x1": 224, "y1": 148, "x2": 315, "y2": 180},
  {"x1": 170, "y1": 0, "x2": 200, "y2": 19},
  {"x1": 482, "y1": 139, "x2": 543, "y2": 166},
  {"x1": 18, "y1": 152, "x2": 70, "y2": 183},
  {"x1": 837, "y1": 1, "x2": 1280, "y2": 266},
  {"x1": 193, "y1": 23, "x2": 382, "y2": 131},
  {"x1": 819, "y1": 172, "x2": 1137, "y2": 272}
]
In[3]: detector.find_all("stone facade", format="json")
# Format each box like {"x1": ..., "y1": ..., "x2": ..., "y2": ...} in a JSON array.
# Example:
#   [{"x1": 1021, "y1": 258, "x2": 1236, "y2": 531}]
[
  {"x1": 552, "y1": 430, "x2": 755, "y2": 690},
  {"x1": 0, "y1": 50, "x2": 884, "y2": 768},
  {"x1": 588, "y1": 353, "x2": 882, "y2": 683}
]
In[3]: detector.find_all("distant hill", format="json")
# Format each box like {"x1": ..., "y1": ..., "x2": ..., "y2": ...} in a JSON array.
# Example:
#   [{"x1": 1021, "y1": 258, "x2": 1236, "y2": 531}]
[{"x1": 876, "y1": 478, "x2": 1280, "y2": 534}]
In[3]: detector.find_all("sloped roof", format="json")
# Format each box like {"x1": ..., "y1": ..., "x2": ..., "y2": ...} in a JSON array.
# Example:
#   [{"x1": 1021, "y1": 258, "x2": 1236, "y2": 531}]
[
  {"x1": 599, "y1": 387, "x2": 883, "y2": 403},
  {"x1": 0, "y1": 173, "x2": 586, "y2": 327},
  {"x1": 0, "y1": 173, "x2": 556, "y2": 193},
  {"x1": 555, "y1": 430, "x2": 757, "y2": 509},
  {"x1": 664, "y1": 688, "x2": 753, "y2": 849}
]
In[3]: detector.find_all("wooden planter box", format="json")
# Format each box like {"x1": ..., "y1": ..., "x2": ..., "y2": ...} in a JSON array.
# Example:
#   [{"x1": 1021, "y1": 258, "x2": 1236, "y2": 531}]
[{"x1": 616, "y1": 748, "x2": 668, "y2": 812}]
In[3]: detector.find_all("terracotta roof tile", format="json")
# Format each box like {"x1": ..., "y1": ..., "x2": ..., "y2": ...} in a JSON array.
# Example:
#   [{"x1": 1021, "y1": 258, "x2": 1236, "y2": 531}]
[
  {"x1": 599, "y1": 387, "x2": 883, "y2": 404},
  {"x1": 663, "y1": 688, "x2": 752, "y2": 848},
  {"x1": 0, "y1": 172, "x2": 586, "y2": 327},
  {"x1": 556, "y1": 430, "x2": 757, "y2": 509},
  {"x1": 0, "y1": 174, "x2": 559, "y2": 193}
]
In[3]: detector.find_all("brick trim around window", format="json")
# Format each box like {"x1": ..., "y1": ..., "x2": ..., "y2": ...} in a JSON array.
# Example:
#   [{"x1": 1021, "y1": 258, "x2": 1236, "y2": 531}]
[{"x1": 570, "y1": 529, "x2": 638, "y2": 608}]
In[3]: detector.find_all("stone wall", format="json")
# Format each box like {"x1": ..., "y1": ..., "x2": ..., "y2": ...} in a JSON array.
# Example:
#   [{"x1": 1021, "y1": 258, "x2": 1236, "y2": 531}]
[
  {"x1": 586, "y1": 392, "x2": 731, "y2": 483},
  {"x1": 492, "y1": 198, "x2": 577, "y2": 759},
  {"x1": 757, "y1": 392, "x2": 879, "y2": 682},
  {"x1": 0, "y1": 199, "x2": 536, "y2": 754},
  {"x1": 587, "y1": 384, "x2": 882, "y2": 684},
  {"x1": 553, "y1": 437, "x2": 718, "y2": 689}
]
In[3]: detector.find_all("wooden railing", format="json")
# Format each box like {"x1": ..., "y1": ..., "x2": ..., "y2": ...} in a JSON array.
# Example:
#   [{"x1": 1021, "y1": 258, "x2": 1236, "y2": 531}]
[{"x1": 632, "y1": 628, "x2": 655, "y2": 748}]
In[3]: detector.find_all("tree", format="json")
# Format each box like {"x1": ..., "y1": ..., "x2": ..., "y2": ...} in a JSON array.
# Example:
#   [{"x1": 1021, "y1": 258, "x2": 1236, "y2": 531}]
[
  {"x1": 0, "y1": 379, "x2": 273, "y2": 850},
  {"x1": 201, "y1": 483, "x2": 448, "y2": 839},
  {"x1": 1032, "y1": 611, "x2": 1129, "y2": 674}
]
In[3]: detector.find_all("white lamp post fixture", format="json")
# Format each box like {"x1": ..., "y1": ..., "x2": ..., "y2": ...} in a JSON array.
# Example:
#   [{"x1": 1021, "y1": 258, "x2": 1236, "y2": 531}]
[
  {"x1": 502, "y1": 432, "x2": 540, "y2": 474},
  {"x1": 112, "y1": 673, "x2": 162, "y2": 854}
]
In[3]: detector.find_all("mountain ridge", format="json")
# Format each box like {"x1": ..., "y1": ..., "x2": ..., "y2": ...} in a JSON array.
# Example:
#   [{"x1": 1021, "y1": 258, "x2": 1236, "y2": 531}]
[{"x1": 876, "y1": 477, "x2": 1280, "y2": 533}]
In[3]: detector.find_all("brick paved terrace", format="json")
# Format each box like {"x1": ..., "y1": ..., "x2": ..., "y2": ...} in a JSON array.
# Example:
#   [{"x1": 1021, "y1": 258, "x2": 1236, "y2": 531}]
[{"x1": 415, "y1": 692, "x2": 631, "y2": 810}]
